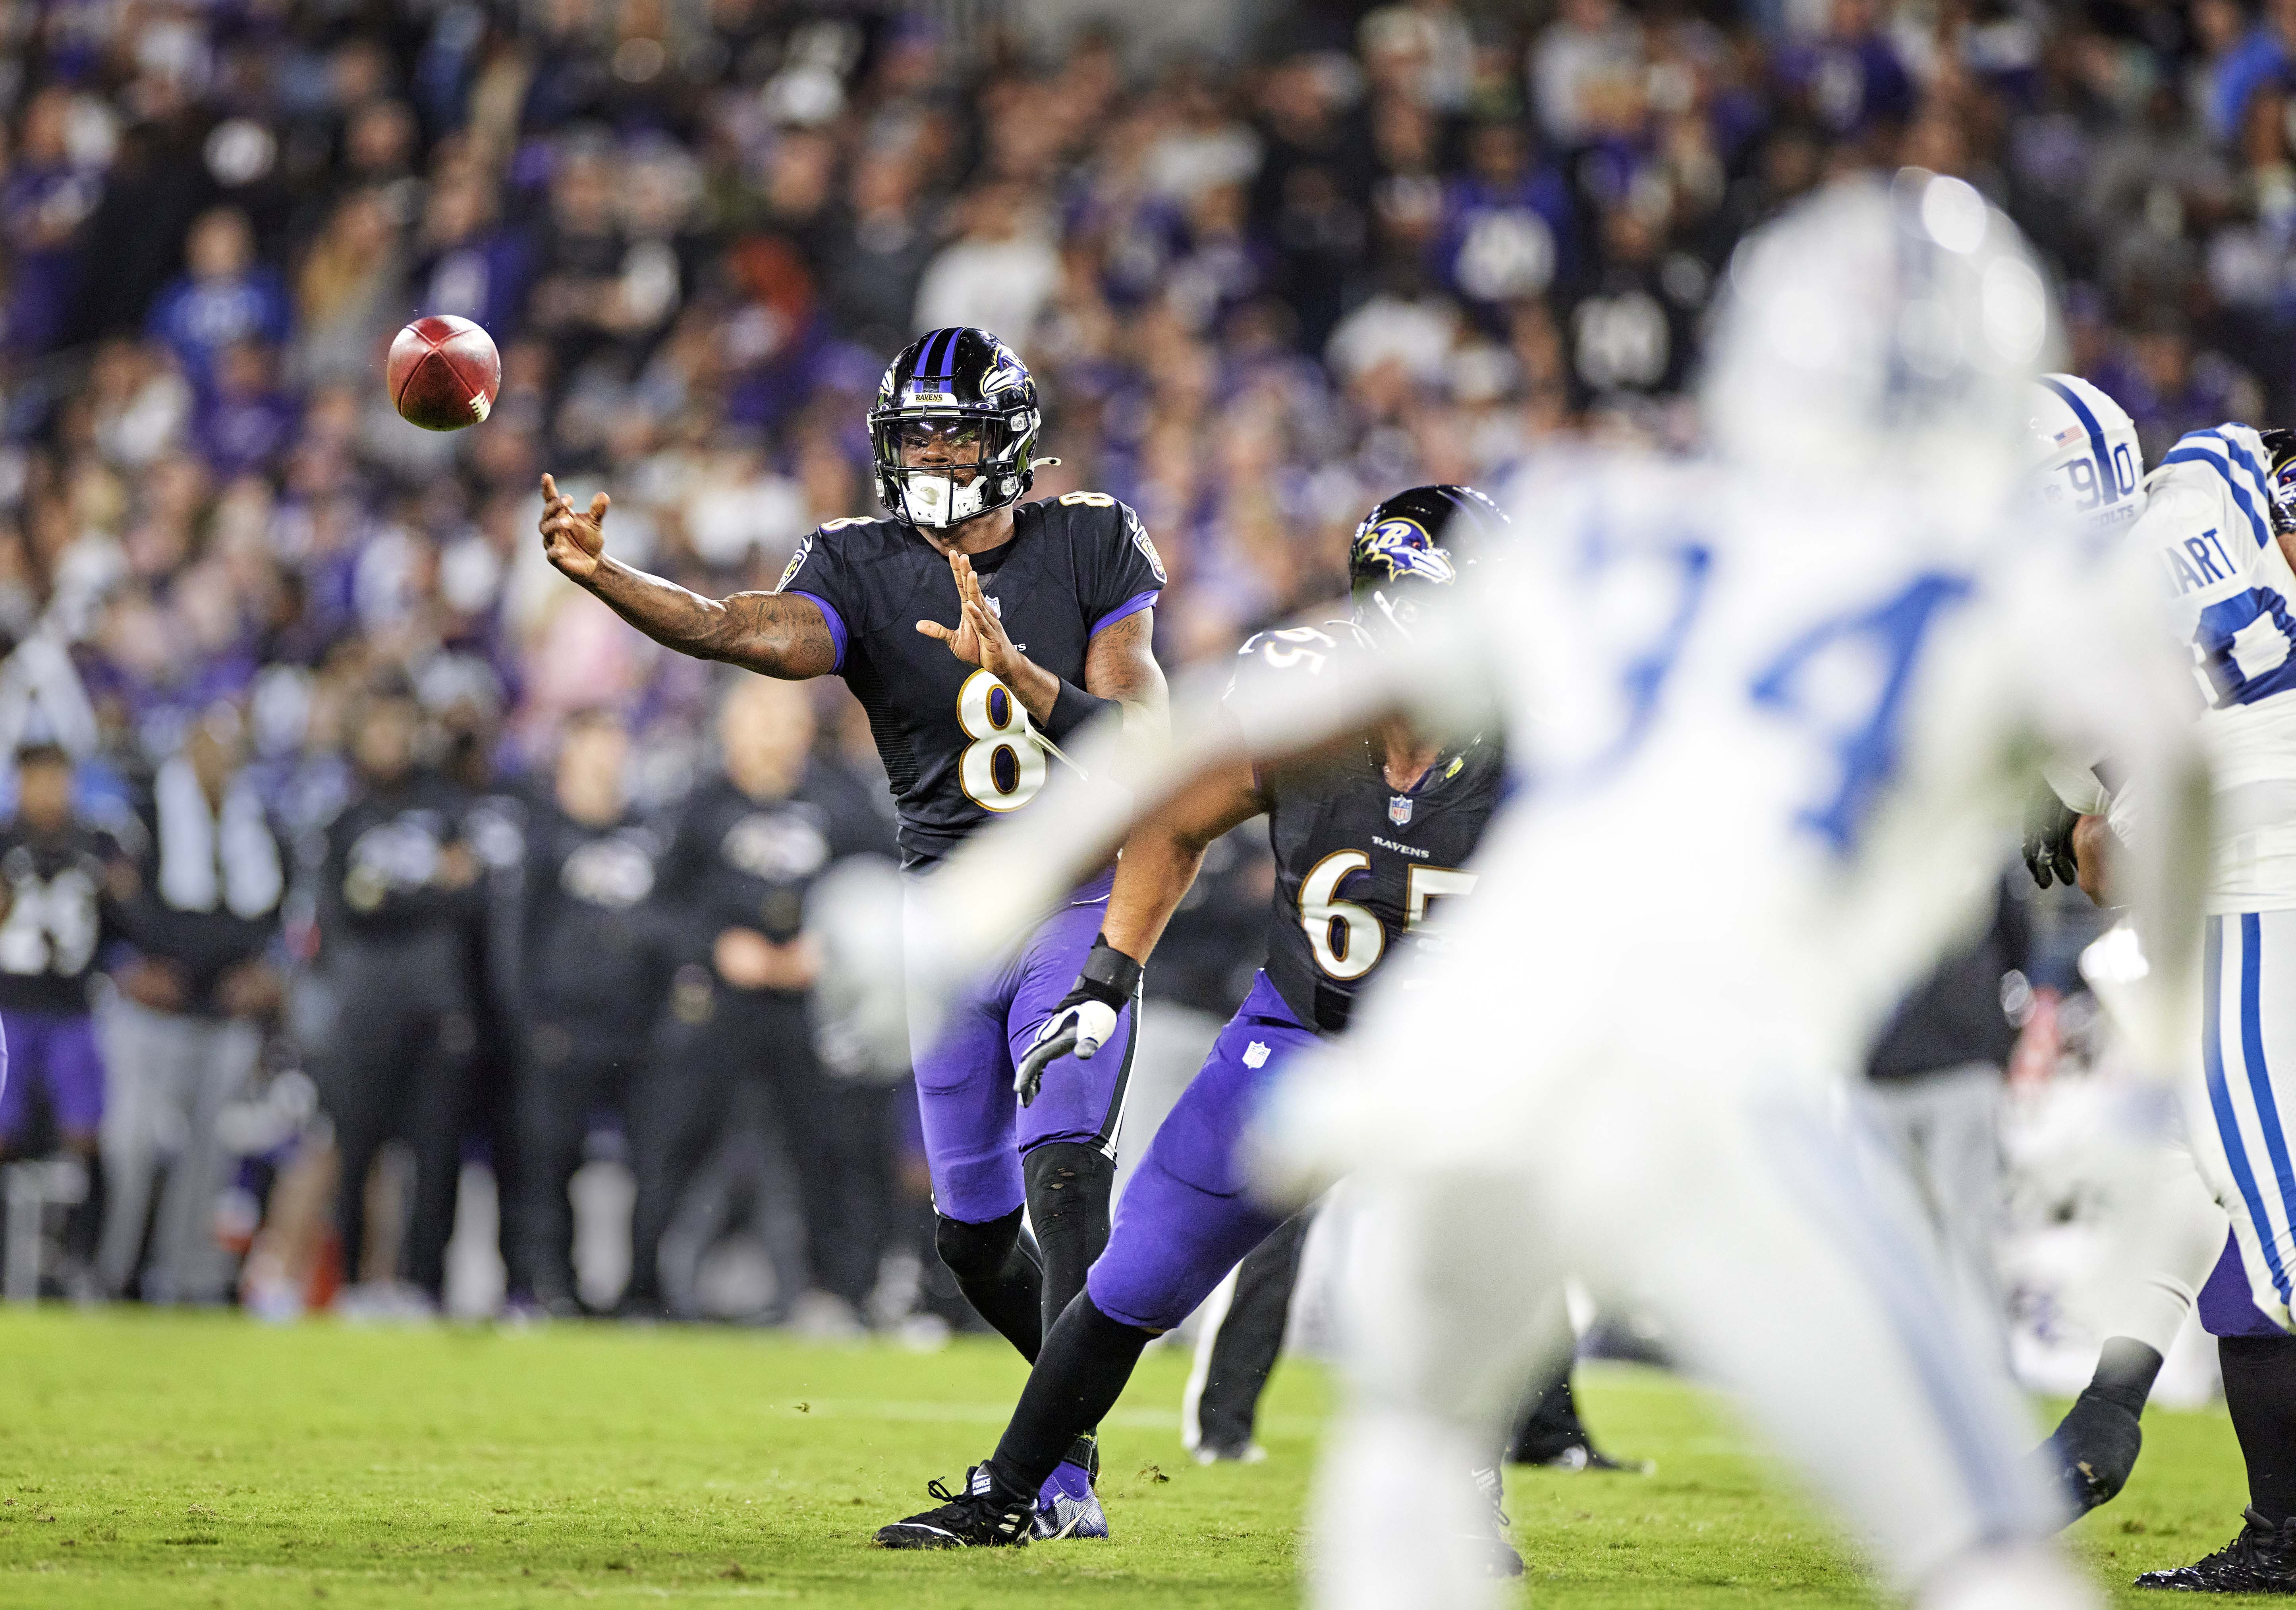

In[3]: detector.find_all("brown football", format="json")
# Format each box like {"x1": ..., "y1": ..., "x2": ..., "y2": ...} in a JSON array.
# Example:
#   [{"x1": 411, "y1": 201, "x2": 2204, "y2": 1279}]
[{"x1": 386, "y1": 315, "x2": 501, "y2": 431}]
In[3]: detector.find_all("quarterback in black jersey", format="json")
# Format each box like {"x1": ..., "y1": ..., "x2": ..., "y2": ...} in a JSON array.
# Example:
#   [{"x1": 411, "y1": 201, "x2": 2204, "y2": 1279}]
[
  {"x1": 540, "y1": 327, "x2": 1165, "y2": 1531},
  {"x1": 874, "y1": 489, "x2": 1541, "y2": 1561}
]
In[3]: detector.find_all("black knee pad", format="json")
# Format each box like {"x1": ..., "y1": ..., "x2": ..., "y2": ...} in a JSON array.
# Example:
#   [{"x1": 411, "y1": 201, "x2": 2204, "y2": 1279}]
[
  {"x1": 935, "y1": 1205, "x2": 1025, "y2": 1284},
  {"x1": 1022, "y1": 1142, "x2": 1115, "y2": 1233}
]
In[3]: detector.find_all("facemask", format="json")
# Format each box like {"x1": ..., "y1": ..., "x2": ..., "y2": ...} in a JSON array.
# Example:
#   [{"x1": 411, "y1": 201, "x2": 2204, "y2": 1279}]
[{"x1": 901, "y1": 472, "x2": 991, "y2": 529}]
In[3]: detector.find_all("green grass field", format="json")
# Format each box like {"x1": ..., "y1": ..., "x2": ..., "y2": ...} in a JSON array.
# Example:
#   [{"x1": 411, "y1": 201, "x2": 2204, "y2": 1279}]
[{"x1": 0, "y1": 1308, "x2": 2269, "y2": 1607}]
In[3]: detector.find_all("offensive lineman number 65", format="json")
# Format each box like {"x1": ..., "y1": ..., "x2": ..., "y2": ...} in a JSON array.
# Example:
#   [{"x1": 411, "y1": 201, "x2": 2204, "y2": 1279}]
[{"x1": 1297, "y1": 852, "x2": 1477, "y2": 980}]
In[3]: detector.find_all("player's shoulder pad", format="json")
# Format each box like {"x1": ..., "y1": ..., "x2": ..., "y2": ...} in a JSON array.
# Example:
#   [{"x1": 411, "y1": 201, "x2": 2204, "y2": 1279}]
[
  {"x1": 775, "y1": 514, "x2": 897, "y2": 593},
  {"x1": 2150, "y1": 425, "x2": 2277, "y2": 549},
  {"x1": 1047, "y1": 490, "x2": 1166, "y2": 586},
  {"x1": 2130, "y1": 467, "x2": 2223, "y2": 533},
  {"x1": 1227, "y1": 620, "x2": 1359, "y2": 696}
]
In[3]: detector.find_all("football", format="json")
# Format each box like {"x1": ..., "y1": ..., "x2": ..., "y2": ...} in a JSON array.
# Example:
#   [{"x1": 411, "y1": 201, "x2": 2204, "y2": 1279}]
[{"x1": 386, "y1": 314, "x2": 500, "y2": 431}]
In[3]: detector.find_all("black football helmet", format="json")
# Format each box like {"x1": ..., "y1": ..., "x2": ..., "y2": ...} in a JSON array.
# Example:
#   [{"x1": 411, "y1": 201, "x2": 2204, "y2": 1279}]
[
  {"x1": 2264, "y1": 427, "x2": 2296, "y2": 538},
  {"x1": 869, "y1": 327, "x2": 1043, "y2": 529},
  {"x1": 1348, "y1": 484, "x2": 1508, "y2": 643}
]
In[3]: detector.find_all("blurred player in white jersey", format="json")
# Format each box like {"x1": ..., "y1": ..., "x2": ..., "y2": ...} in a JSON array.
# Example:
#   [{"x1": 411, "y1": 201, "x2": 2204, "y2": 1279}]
[
  {"x1": 911, "y1": 171, "x2": 2211, "y2": 1610},
  {"x1": 2026, "y1": 412, "x2": 2296, "y2": 1590}
]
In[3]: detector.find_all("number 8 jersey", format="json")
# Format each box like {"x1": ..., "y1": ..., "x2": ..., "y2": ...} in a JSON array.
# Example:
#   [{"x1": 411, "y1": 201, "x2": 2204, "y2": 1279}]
[
  {"x1": 774, "y1": 493, "x2": 1164, "y2": 868},
  {"x1": 2138, "y1": 424, "x2": 2296, "y2": 907}
]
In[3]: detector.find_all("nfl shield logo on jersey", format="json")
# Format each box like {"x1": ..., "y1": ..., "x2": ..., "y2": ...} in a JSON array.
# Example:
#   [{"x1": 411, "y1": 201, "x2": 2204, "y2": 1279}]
[{"x1": 1389, "y1": 795, "x2": 1413, "y2": 825}]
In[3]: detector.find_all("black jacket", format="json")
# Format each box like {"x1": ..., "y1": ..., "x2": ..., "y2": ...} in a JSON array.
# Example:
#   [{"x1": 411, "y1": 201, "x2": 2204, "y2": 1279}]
[
  {"x1": 518, "y1": 798, "x2": 674, "y2": 1057},
  {"x1": 315, "y1": 769, "x2": 482, "y2": 1018}
]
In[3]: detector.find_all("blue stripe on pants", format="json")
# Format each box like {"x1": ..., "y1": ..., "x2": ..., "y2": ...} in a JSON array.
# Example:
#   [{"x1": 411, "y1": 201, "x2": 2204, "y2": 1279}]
[
  {"x1": 2206, "y1": 916, "x2": 2294, "y2": 1302},
  {"x1": 2242, "y1": 914, "x2": 2296, "y2": 1297}
]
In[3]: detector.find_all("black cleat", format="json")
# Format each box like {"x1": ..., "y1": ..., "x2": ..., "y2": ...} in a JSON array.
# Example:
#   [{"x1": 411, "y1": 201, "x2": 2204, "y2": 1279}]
[
  {"x1": 2041, "y1": 1388, "x2": 2143, "y2": 1523},
  {"x1": 1507, "y1": 1378, "x2": 1651, "y2": 1473},
  {"x1": 2134, "y1": 1508, "x2": 2296, "y2": 1592},
  {"x1": 872, "y1": 1465, "x2": 1033, "y2": 1550},
  {"x1": 1470, "y1": 1466, "x2": 1526, "y2": 1578},
  {"x1": 1527, "y1": 1439, "x2": 1654, "y2": 1475}
]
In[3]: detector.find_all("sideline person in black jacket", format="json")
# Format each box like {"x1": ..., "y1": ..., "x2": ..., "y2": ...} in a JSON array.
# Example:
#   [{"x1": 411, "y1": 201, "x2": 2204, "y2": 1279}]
[
  {"x1": 315, "y1": 676, "x2": 481, "y2": 1310},
  {"x1": 514, "y1": 705, "x2": 672, "y2": 1315}
]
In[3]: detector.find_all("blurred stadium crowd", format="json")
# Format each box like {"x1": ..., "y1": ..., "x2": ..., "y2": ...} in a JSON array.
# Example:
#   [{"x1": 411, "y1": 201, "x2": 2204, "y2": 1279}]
[{"x1": 0, "y1": 0, "x2": 2282, "y2": 1326}]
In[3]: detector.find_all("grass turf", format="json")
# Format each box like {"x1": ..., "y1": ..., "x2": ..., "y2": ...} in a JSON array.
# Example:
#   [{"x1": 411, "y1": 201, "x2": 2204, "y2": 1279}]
[{"x1": 0, "y1": 1307, "x2": 2267, "y2": 1607}]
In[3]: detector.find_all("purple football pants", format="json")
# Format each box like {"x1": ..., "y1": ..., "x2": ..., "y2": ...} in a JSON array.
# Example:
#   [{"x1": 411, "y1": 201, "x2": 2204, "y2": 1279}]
[
  {"x1": 1087, "y1": 972, "x2": 1319, "y2": 1332},
  {"x1": 909, "y1": 870, "x2": 1138, "y2": 1225},
  {"x1": 0, "y1": 1010, "x2": 91, "y2": 1140},
  {"x1": 2201, "y1": 1228, "x2": 2286, "y2": 1337}
]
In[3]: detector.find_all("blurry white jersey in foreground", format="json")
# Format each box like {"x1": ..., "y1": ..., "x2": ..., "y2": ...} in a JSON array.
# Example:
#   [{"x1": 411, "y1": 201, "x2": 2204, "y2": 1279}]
[
  {"x1": 1296, "y1": 449, "x2": 2197, "y2": 1131},
  {"x1": 2137, "y1": 424, "x2": 2296, "y2": 909}
]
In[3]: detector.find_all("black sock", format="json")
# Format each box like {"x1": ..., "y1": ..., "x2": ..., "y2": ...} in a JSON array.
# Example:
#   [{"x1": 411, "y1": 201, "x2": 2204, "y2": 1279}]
[
  {"x1": 2223, "y1": 1334, "x2": 2296, "y2": 1524},
  {"x1": 1023, "y1": 1142, "x2": 1113, "y2": 1338},
  {"x1": 992, "y1": 1292, "x2": 1153, "y2": 1497},
  {"x1": 2083, "y1": 1336, "x2": 2166, "y2": 1418},
  {"x1": 1508, "y1": 1368, "x2": 1587, "y2": 1462},
  {"x1": 62, "y1": 1149, "x2": 102, "y2": 1264},
  {"x1": 934, "y1": 1208, "x2": 1044, "y2": 1362}
]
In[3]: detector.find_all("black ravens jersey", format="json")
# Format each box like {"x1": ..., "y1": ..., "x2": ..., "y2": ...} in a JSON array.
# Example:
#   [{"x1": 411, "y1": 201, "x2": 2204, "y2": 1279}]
[
  {"x1": 1234, "y1": 625, "x2": 1504, "y2": 1034},
  {"x1": 0, "y1": 821, "x2": 127, "y2": 1015},
  {"x1": 773, "y1": 494, "x2": 1164, "y2": 866}
]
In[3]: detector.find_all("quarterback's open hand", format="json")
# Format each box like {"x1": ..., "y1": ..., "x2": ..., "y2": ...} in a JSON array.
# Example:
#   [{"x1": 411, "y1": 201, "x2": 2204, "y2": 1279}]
[
  {"x1": 1011, "y1": 936, "x2": 1143, "y2": 1107},
  {"x1": 539, "y1": 473, "x2": 609, "y2": 584},
  {"x1": 918, "y1": 551, "x2": 1029, "y2": 685}
]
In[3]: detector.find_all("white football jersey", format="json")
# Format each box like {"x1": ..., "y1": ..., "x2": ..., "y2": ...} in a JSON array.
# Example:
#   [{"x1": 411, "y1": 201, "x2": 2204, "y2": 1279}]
[
  {"x1": 1305, "y1": 449, "x2": 2203, "y2": 1133},
  {"x1": 2132, "y1": 424, "x2": 2296, "y2": 908}
]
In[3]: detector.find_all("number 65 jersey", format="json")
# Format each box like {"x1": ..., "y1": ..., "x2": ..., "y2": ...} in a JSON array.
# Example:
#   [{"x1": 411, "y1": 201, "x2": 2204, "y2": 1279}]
[
  {"x1": 2135, "y1": 424, "x2": 2296, "y2": 908},
  {"x1": 774, "y1": 494, "x2": 1163, "y2": 868},
  {"x1": 1234, "y1": 624, "x2": 1506, "y2": 1036}
]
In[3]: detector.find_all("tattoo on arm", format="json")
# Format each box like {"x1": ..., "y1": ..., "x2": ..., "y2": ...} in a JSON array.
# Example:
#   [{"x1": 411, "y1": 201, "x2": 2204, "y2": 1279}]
[
  {"x1": 585, "y1": 557, "x2": 837, "y2": 679},
  {"x1": 1083, "y1": 609, "x2": 1168, "y2": 735}
]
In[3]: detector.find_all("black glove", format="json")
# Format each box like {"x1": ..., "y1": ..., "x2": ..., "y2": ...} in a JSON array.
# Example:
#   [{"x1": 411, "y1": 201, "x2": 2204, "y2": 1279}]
[
  {"x1": 2023, "y1": 791, "x2": 2081, "y2": 891},
  {"x1": 1014, "y1": 936, "x2": 1143, "y2": 1107}
]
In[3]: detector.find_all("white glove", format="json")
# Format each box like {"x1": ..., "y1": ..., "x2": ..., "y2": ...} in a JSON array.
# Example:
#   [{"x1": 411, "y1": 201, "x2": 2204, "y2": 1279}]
[{"x1": 1012, "y1": 939, "x2": 1141, "y2": 1106}]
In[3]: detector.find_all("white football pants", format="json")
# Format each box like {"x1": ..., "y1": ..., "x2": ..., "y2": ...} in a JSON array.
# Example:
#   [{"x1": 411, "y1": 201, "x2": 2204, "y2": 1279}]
[{"x1": 1290, "y1": 1067, "x2": 2073, "y2": 1610}]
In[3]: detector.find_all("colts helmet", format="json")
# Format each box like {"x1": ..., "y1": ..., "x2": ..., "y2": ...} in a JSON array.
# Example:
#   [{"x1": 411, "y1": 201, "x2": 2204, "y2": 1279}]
[
  {"x1": 869, "y1": 327, "x2": 1042, "y2": 529},
  {"x1": 1348, "y1": 485, "x2": 1508, "y2": 644},
  {"x1": 2026, "y1": 374, "x2": 2146, "y2": 533}
]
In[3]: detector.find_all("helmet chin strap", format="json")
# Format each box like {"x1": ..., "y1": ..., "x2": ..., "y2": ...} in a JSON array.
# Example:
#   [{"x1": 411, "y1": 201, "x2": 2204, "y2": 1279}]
[{"x1": 1357, "y1": 587, "x2": 1422, "y2": 644}]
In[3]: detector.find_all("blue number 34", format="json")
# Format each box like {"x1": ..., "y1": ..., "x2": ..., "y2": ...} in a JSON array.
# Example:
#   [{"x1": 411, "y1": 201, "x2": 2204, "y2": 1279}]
[{"x1": 1747, "y1": 573, "x2": 1975, "y2": 854}]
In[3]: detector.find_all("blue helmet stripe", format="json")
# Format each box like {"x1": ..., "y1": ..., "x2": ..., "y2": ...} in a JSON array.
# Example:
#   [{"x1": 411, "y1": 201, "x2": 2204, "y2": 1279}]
[
  {"x1": 937, "y1": 328, "x2": 962, "y2": 378},
  {"x1": 2039, "y1": 375, "x2": 2120, "y2": 503},
  {"x1": 913, "y1": 329, "x2": 950, "y2": 383}
]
